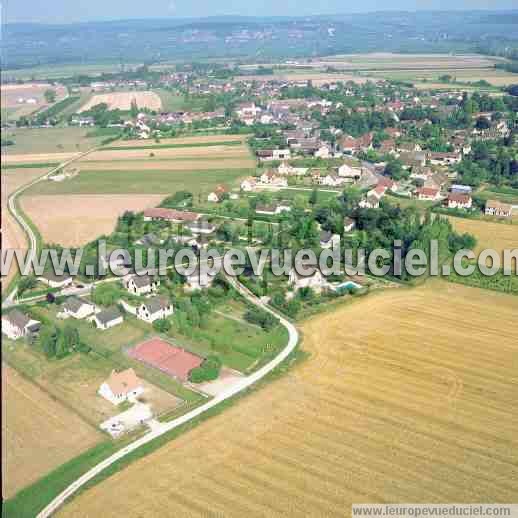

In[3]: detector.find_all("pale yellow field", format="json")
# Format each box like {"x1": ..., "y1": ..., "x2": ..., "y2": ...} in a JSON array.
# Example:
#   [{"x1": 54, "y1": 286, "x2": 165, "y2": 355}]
[
  {"x1": 60, "y1": 282, "x2": 518, "y2": 517},
  {"x1": 236, "y1": 73, "x2": 372, "y2": 85},
  {"x1": 1, "y1": 168, "x2": 52, "y2": 290},
  {"x1": 113, "y1": 134, "x2": 248, "y2": 147},
  {"x1": 78, "y1": 158, "x2": 255, "y2": 171},
  {"x1": 20, "y1": 194, "x2": 166, "y2": 246},
  {"x1": 2, "y1": 152, "x2": 79, "y2": 165},
  {"x1": 2, "y1": 365, "x2": 102, "y2": 499},
  {"x1": 449, "y1": 216, "x2": 518, "y2": 256},
  {"x1": 1, "y1": 83, "x2": 68, "y2": 119},
  {"x1": 83, "y1": 146, "x2": 250, "y2": 161},
  {"x1": 78, "y1": 91, "x2": 162, "y2": 112}
]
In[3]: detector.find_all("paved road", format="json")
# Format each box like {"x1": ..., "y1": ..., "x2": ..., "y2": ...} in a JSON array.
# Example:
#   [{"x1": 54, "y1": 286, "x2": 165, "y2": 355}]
[
  {"x1": 4, "y1": 147, "x2": 100, "y2": 306},
  {"x1": 37, "y1": 274, "x2": 299, "y2": 517}
]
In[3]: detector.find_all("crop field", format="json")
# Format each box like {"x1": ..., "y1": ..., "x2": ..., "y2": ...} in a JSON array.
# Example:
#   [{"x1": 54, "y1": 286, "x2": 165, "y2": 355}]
[
  {"x1": 78, "y1": 91, "x2": 162, "y2": 112},
  {"x1": 58, "y1": 281, "x2": 518, "y2": 517},
  {"x1": 368, "y1": 68, "x2": 517, "y2": 88},
  {"x1": 2, "y1": 365, "x2": 102, "y2": 499},
  {"x1": 2, "y1": 127, "x2": 108, "y2": 155},
  {"x1": 319, "y1": 52, "x2": 501, "y2": 70},
  {"x1": 448, "y1": 216, "x2": 518, "y2": 257},
  {"x1": 20, "y1": 194, "x2": 166, "y2": 246},
  {"x1": 25, "y1": 168, "x2": 252, "y2": 195},
  {"x1": 236, "y1": 72, "x2": 373, "y2": 85},
  {"x1": 111, "y1": 134, "x2": 249, "y2": 147}
]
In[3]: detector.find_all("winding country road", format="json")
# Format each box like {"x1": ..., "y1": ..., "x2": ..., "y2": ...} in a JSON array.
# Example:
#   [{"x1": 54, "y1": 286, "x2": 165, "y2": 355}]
[
  {"x1": 4, "y1": 147, "x2": 100, "y2": 306},
  {"x1": 36, "y1": 275, "x2": 299, "y2": 517}
]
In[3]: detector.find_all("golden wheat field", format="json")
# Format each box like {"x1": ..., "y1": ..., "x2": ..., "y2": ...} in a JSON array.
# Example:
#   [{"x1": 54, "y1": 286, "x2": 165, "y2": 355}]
[
  {"x1": 59, "y1": 282, "x2": 518, "y2": 517},
  {"x1": 2, "y1": 366, "x2": 102, "y2": 498},
  {"x1": 20, "y1": 194, "x2": 166, "y2": 246},
  {"x1": 449, "y1": 216, "x2": 518, "y2": 256},
  {"x1": 78, "y1": 91, "x2": 162, "y2": 112}
]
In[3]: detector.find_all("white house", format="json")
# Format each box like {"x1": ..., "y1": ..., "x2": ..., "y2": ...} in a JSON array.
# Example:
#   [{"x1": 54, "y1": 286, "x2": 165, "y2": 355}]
[
  {"x1": 255, "y1": 202, "x2": 291, "y2": 216},
  {"x1": 126, "y1": 275, "x2": 160, "y2": 296},
  {"x1": 288, "y1": 268, "x2": 328, "y2": 294},
  {"x1": 98, "y1": 368, "x2": 144, "y2": 406},
  {"x1": 343, "y1": 217, "x2": 356, "y2": 233},
  {"x1": 272, "y1": 149, "x2": 291, "y2": 161},
  {"x1": 136, "y1": 296, "x2": 173, "y2": 323},
  {"x1": 93, "y1": 308, "x2": 124, "y2": 330},
  {"x1": 320, "y1": 230, "x2": 340, "y2": 249},
  {"x1": 447, "y1": 193, "x2": 472, "y2": 210},
  {"x1": 259, "y1": 171, "x2": 288, "y2": 187},
  {"x1": 415, "y1": 187, "x2": 442, "y2": 201},
  {"x1": 2, "y1": 310, "x2": 40, "y2": 341},
  {"x1": 62, "y1": 297, "x2": 96, "y2": 319},
  {"x1": 320, "y1": 174, "x2": 346, "y2": 187},
  {"x1": 485, "y1": 200, "x2": 513, "y2": 218},
  {"x1": 338, "y1": 163, "x2": 362, "y2": 180},
  {"x1": 240, "y1": 177, "x2": 257, "y2": 192},
  {"x1": 38, "y1": 271, "x2": 73, "y2": 289},
  {"x1": 185, "y1": 219, "x2": 217, "y2": 236}
]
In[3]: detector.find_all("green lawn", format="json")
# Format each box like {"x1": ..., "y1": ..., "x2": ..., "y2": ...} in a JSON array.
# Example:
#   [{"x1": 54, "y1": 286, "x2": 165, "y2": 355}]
[
  {"x1": 167, "y1": 300, "x2": 289, "y2": 373},
  {"x1": 25, "y1": 168, "x2": 253, "y2": 195}
]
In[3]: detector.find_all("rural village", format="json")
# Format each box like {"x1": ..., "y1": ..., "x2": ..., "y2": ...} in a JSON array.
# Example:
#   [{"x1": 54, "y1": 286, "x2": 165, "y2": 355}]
[{"x1": 2, "y1": 32, "x2": 518, "y2": 518}]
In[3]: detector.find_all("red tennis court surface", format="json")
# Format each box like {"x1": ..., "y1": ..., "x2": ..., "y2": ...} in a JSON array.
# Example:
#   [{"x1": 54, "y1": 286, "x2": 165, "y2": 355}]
[{"x1": 128, "y1": 337, "x2": 203, "y2": 382}]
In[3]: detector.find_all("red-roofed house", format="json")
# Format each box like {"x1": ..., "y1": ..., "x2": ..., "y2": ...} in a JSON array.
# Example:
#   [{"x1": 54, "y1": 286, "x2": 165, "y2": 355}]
[
  {"x1": 415, "y1": 187, "x2": 441, "y2": 201},
  {"x1": 447, "y1": 193, "x2": 472, "y2": 210},
  {"x1": 143, "y1": 208, "x2": 200, "y2": 223}
]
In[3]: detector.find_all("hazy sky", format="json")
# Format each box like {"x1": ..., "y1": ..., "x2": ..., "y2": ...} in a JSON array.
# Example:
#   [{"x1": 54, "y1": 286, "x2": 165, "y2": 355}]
[{"x1": 3, "y1": 0, "x2": 516, "y2": 24}]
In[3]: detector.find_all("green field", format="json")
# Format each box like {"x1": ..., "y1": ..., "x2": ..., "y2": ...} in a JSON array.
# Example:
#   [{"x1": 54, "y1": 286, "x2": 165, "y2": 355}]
[
  {"x1": 101, "y1": 140, "x2": 243, "y2": 151},
  {"x1": 2, "y1": 127, "x2": 108, "y2": 154},
  {"x1": 25, "y1": 168, "x2": 253, "y2": 195},
  {"x1": 154, "y1": 89, "x2": 210, "y2": 112}
]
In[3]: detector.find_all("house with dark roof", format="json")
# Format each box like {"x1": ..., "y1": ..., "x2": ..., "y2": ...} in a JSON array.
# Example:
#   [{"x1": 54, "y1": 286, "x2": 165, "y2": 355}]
[
  {"x1": 62, "y1": 297, "x2": 96, "y2": 319},
  {"x1": 38, "y1": 271, "x2": 73, "y2": 289},
  {"x1": 137, "y1": 297, "x2": 173, "y2": 323},
  {"x1": 94, "y1": 308, "x2": 124, "y2": 330},
  {"x1": 2, "y1": 309, "x2": 41, "y2": 341},
  {"x1": 126, "y1": 275, "x2": 160, "y2": 296}
]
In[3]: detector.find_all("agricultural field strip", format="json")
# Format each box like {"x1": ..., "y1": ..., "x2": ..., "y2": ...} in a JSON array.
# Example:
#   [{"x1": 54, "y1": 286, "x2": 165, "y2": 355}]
[
  {"x1": 101, "y1": 140, "x2": 244, "y2": 151},
  {"x1": 37, "y1": 275, "x2": 299, "y2": 517}
]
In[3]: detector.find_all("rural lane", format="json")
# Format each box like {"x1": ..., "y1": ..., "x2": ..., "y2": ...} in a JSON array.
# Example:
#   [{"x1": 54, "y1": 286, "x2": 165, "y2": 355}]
[
  {"x1": 36, "y1": 275, "x2": 300, "y2": 517},
  {"x1": 3, "y1": 147, "x2": 100, "y2": 306}
]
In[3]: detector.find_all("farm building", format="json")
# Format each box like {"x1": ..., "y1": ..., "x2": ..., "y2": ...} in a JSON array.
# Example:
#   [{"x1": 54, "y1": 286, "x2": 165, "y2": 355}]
[
  {"x1": 98, "y1": 368, "x2": 144, "y2": 405},
  {"x1": 485, "y1": 200, "x2": 513, "y2": 218},
  {"x1": 143, "y1": 208, "x2": 200, "y2": 224}
]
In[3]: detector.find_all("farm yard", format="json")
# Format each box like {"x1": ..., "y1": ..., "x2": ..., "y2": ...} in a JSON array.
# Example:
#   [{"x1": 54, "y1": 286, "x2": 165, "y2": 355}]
[
  {"x1": 58, "y1": 282, "x2": 518, "y2": 517},
  {"x1": 78, "y1": 91, "x2": 162, "y2": 113},
  {"x1": 2, "y1": 365, "x2": 102, "y2": 499},
  {"x1": 20, "y1": 194, "x2": 166, "y2": 247}
]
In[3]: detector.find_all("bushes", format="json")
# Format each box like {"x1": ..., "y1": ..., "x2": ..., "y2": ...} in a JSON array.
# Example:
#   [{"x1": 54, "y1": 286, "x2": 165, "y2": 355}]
[
  {"x1": 189, "y1": 355, "x2": 222, "y2": 383},
  {"x1": 244, "y1": 307, "x2": 278, "y2": 330},
  {"x1": 153, "y1": 318, "x2": 171, "y2": 333}
]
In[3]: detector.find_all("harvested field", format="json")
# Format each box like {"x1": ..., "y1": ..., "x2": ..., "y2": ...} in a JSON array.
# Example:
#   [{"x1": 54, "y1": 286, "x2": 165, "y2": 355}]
[
  {"x1": 2, "y1": 365, "x2": 102, "y2": 499},
  {"x1": 20, "y1": 194, "x2": 166, "y2": 246},
  {"x1": 113, "y1": 134, "x2": 248, "y2": 147},
  {"x1": 83, "y1": 145, "x2": 250, "y2": 161},
  {"x1": 2, "y1": 152, "x2": 80, "y2": 165},
  {"x1": 78, "y1": 91, "x2": 162, "y2": 112},
  {"x1": 236, "y1": 73, "x2": 373, "y2": 85},
  {"x1": 1, "y1": 168, "x2": 52, "y2": 290},
  {"x1": 59, "y1": 282, "x2": 518, "y2": 517},
  {"x1": 448, "y1": 216, "x2": 518, "y2": 257},
  {"x1": 78, "y1": 158, "x2": 255, "y2": 171}
]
